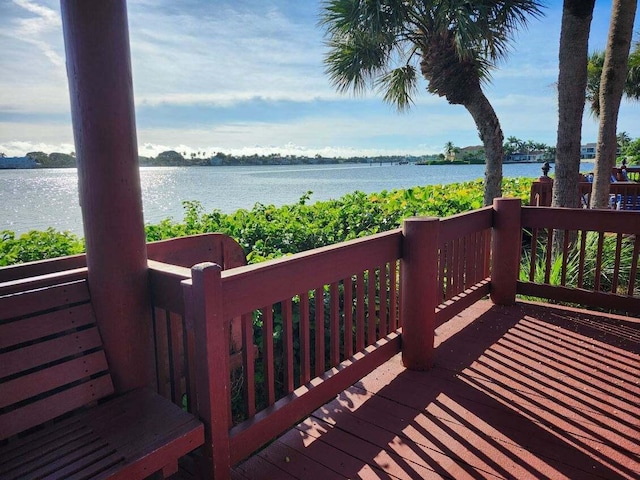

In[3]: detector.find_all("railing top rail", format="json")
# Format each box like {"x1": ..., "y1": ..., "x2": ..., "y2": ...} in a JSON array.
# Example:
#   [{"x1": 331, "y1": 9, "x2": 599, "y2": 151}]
[
  {"x1": 213, "y1": 229, "x2": 403, "y2": 319},
  {"x1": 522, "y1": 206, "x2": 640, "y2": 234},
  {"x1": 148, "y1": 259, "x2": 192, "y2": 280},
  {"x1": 439, "y1": 206, "x2": 493, "y2": 243}
]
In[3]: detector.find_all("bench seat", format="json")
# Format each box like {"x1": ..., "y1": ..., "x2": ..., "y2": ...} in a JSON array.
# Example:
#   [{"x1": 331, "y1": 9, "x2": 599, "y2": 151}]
[
  {"x1": 0, "y1": 277, "x2": 204, "y2": 479},
  {"x1": 0, "y1": 388, "x2": 203, "y2": 480}
]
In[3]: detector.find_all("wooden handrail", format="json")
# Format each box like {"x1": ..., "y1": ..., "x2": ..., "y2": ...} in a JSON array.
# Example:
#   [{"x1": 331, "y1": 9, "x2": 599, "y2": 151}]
[{"x1": 530, "y1": 179, "x2": 640, "y2": 210}]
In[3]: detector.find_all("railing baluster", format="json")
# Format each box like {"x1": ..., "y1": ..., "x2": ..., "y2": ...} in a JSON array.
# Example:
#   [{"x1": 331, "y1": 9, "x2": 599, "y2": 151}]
[
  {"x1": 367, "y1": 268, "x2": 377, "y2": 345},
  {"x1": 452, "y1": 237, "x2": 461, "y2": 296},
  {"x1": 544, "y1": 229, "x2": 553, "y2": 284},
  {"x1": 612, "y1": 234, "x2": 623, "y2": 294},
  {"x1": 356, "y1": 272, "x2": 365, "y2": 352},
  {"x1": 577, "y1": 230, "x2": 587, "y2": 289},
  {"x1": 168, "y1": 312, "x2": 185, "y2": 406},
  {"x1": 560, "y1": 229, "x2": 570, "y2": 286},
  {"x1": 379, "y1": 264, "x2": 388, "y2": 336},
  {"x1": 261, "y1": 307, "x2": 275, "y2": 406},
  {"x1": 153, "y1": 307, "x2": 171, "y2": 400},
  {"x1": 329, "y1": 283, "x2": 340, "y2": 367},
  {"x1": 299, "y1": 293, "x2": 311, "y2": 384},
  {"x1": 438, "y1": 244, "x2": 445, "y2": 302},
  {"x1": 282, "y1": 299, "x2": 294, "y2": 394},
  {"x1": 343, "y1": 277, "x2": 353, "y2": 358},
  {"x1": 184, "y1": 314, "x2": 197, "y2": 414},
  {"x1": 628, "y1": 235, "x2": 640, "y2": 296},
  {"x1": 594, "y1": 232, "x2": 605, "y2": 292},
  {"x1": 390, "y1": 261, "x2": 398, "y2": 330},
  {"x1": 314, "y1": 288, "x2": 325, "y2": 378},
  {"x1": 446, "y1": 241, "x2": 454, "y2": 300},
  {"x1": 242, "y1": 313, "x2": 255, "y2": 418}
]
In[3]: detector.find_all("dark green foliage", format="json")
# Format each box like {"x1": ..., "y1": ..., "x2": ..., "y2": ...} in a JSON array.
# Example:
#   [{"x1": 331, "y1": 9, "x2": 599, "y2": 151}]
[
  {"x1": 1, "y1": 179, "x2": 533, "y2": 266},
  {"x1": 144, "y1": 178, "x2": 533, "y2": 263},
  {"x1": 0, "y1": 229, "x2": 84, "y2": 266}
]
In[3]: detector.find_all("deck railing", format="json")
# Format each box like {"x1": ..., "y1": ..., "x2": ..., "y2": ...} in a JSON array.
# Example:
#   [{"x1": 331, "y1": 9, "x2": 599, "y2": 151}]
[
  {"x1": 146, "y1": 234, "x2": 247, "y2": 413},
  {"x1": 181, "y1": 207, "x2": 496, "y2": 477},
  {"x1": 4, "y1": 199, "x2": 638, "y2": 480},
  {"x1": 518, "y1": 206, "x2": 640, "y2": 313},
  {"x1": 183, "y1": 229, "x2": 404, "y2": 475},
  {"x1": 530, "y1": 179, "x2": 640, "y2": 210},
  {"x1": 436, "y1": 207, "x2": 492, "y2": 325}
]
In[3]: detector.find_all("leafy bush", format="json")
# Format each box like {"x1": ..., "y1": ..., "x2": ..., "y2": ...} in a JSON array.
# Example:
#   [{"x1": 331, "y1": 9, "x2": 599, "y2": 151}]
[
  {"x1": 1, "y1": 178, "x2": 533, "y2": 266},
  {"x1": 0, "y1": 229, "x2": 84, "y2": 266},
  {"x1": 144, "y1": 178, "x2": 533, "y2": 263}
]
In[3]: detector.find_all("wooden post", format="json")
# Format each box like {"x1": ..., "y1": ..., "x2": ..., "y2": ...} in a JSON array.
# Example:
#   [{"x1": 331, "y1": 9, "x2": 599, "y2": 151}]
[
  {"x1": 187, "y1": 263, "x2": 231, "y2": 479},
  {"x1": 490, "y1": 198, "x2": 522, "y2": 305},
  {"x1": 401, "y1": 217, "x2": 439, "y2": 370},
  {"x1": 60, "y1": 0, "x2": 154, "y2": 391}
]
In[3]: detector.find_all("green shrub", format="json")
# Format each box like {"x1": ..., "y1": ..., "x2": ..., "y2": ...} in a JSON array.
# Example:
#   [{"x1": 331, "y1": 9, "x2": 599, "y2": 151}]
[
  {"x1": 0, "y1": 229, "x2": 84, "y2": 266},
  {"x1": 1, "y1": 178, "x2": 533, "y2": 266}
]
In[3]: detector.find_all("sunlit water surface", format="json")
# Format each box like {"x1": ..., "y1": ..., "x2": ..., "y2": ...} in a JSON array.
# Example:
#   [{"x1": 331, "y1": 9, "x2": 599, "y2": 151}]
[{"x1": 1, "y1": 163, "x2": 590, "y2": 236}]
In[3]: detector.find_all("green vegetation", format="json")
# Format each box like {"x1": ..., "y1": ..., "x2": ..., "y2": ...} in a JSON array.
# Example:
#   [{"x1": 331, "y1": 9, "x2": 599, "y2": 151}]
[
  {"x1": 621, "y1": 137, "x2": 640, "y2": 165},
  {"x1": 0, "y1": 229, "x2": 84, "y2": 266},
  {"x1": 26, "y1": 151, "x2": 77, "y2": 168},
  {"x1": 520, "y1": 231, "x2": 639, "y2": 297},
  {"x1": 0, "y1": 178, "x2": 533, "y2": 266}
]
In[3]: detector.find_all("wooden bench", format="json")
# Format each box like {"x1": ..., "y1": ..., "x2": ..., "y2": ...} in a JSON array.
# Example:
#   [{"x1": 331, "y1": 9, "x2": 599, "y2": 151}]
[{"x1": 0, "y1": 276, "x2": 204, "y2": 480}]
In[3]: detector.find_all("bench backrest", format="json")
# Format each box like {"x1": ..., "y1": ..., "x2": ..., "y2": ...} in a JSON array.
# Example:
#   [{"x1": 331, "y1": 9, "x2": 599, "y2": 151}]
[{"x1": 0, "y1": 279, "x2": 114, "y2": 440}]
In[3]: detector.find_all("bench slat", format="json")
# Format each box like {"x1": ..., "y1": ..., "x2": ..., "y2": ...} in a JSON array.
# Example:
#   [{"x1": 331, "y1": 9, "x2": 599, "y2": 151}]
[
  {"x1": 0, "y1": 423, "x2": 93, "y2": 472},
  {"x1": 0, "y1": 375, "x2": 114, "y2": 440},
  {"x1": 40, "y1": 447, "x2": 124, "y2": 480},
  {"x1": 0, "y1": 326, "x2": 104, "y2": 378},
  {"x1": 0, "y1": 303, "x2": 96, "y2": 349},
  {"x1": 0, "y1": 351, "x2": 110, "y2": 409},
  {"x1": 0, "y1": 280, "x2": 90, "y2": 321},
  {"x1": 0, "y1": 432, "x2": 110, "y2": 480},
  {"x1": 0, "y1": 388, "x2": 204, "y2": 480}
]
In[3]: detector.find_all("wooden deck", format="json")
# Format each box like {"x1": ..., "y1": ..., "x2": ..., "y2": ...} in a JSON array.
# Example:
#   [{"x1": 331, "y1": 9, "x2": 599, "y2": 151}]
[{"x1": 230, "y1": 300, "x2": 639, "y2": 480}]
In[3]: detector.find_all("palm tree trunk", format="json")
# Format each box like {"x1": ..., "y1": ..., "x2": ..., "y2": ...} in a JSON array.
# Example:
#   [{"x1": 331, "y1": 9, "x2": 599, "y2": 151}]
[
  {"x1": 553, "y1": 0, "x2": 596, "y2": 209},
  {"x1": 464, "y1": 90, "x2": 504, "y2": 206},
  {"x1": 590, "y1": 0, "x2": 637, "y2": 209}
]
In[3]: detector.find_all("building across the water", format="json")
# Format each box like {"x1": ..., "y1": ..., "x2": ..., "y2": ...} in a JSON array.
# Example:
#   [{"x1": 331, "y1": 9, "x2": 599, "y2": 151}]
[{"x1": 0, "y1": 156, "x2": 39, "y2": 169}]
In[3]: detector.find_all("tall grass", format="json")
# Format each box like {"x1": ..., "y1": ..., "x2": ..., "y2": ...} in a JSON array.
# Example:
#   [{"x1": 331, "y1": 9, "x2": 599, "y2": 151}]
[{"x1": 520, "y1": 230, "x2": 639, "y2": 297}]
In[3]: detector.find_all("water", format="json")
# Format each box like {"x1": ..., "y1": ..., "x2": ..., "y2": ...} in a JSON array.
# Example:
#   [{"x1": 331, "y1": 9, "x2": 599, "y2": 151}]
[{"x1": 0, "y1": 162, "x2": 588, "y2": 236}]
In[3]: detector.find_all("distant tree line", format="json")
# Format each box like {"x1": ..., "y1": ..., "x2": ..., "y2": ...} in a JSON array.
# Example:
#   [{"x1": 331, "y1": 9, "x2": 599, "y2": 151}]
[
  {"x1": 25, "y1": 151, "x2": 77, "y2": 168},
  {"x1": 15, "y1": 150, "x2": 431, "y2": 168}
]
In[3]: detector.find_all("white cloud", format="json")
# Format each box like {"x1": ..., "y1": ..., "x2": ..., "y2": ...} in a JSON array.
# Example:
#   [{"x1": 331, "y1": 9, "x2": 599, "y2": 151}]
[{"x1": 9, "y1": 0, "x2": 64, "y2": 68}]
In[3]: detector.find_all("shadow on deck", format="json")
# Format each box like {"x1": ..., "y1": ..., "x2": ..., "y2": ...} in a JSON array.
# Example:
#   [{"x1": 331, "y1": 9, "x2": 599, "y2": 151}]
[{"x1": 231, "y1": 300, "x2": 639, "y2": 480}]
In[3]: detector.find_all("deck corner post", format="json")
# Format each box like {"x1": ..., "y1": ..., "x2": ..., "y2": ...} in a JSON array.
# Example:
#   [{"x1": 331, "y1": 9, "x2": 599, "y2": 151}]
[
  {"x1": 491, "y1": 198, "x2": 522, "y2": 305},
  {"x1": 188, "y1": 262, "x2": 232, "y2": 479},
  {"x1": 60, "y1": 0, "x2": 154, "y2": 392},
  {"x1": 401, "y1": 217, "x2": 439, "y2": 371}
]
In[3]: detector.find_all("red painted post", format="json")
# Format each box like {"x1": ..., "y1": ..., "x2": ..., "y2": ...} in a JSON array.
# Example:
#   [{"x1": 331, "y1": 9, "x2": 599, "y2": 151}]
[
  {"x1": 491, "y1": 198, "x2": 522, "y2": 305},
  {"x1": 60, "y1": 0, "x2": 153, "y2": 391},
  {"x1": 187, "y1": 263, "x2": 231, "y2": 480},
  {"x1": 401, "y1": 217, "x2": 439, "y2": 371}
]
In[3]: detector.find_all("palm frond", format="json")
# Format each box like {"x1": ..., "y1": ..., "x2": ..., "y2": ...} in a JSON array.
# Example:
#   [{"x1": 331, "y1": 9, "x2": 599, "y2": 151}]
[{"x1": 377, "y1": 64, "x2": 418, "y2": 111}]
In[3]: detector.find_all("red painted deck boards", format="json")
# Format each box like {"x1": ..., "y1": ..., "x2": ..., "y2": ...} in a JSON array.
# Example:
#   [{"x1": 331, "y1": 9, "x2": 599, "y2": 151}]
[{"x1": 231, "y1": 300, "x2": 639, "y2": 480}]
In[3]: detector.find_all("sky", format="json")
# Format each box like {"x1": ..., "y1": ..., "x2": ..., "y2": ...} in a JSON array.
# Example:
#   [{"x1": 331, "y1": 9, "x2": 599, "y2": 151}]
[{"x1": 0, "y1": 0, "x2": 638, "y2": 159}]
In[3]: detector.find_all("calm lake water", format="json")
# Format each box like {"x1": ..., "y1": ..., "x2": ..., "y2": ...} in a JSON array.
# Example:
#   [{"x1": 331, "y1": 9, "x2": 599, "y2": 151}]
[{"x1": 1, "y1": 162, "x2": 591, "y2": 236}]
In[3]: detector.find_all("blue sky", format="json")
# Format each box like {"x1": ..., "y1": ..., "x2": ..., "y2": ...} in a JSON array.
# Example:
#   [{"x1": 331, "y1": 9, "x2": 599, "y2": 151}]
[{"x1": 0, "y1": 0, "x2": 638, "y2": 158}]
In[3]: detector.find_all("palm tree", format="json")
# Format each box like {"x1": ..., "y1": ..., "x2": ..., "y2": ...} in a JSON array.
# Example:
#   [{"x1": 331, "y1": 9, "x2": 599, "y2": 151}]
[
  {"x1": 590, "y1": 0, "x2": 637, "y2": 209},
  {"x1": 617, "y1": 131, "x2": 631, "y2": 150},
  {"x1": 585, "y1": 40, "x2": 640, "y2": 117},
  {"x1": 552, "y1": 0, "x2": 596, "y2": 209},
  {"x1": 444, "y1": 141, "x2": 457, "y2": 161},
  {"x1": 320, "y1": 0, "x2": 543, "y2": 205}
]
